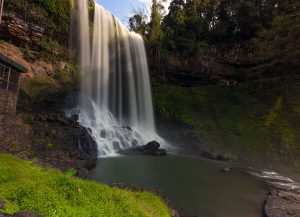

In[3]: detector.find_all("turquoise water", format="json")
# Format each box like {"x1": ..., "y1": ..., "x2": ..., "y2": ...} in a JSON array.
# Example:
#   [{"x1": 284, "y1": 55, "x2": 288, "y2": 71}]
[{"x1": 93, "y1": 155, "x2": 267, "y2": 217}]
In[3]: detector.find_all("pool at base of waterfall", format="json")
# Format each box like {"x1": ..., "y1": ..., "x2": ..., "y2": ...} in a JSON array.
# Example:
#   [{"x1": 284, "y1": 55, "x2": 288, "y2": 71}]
[{"x1": 92, "y1": 154, "x2": 268, "y2": 217}]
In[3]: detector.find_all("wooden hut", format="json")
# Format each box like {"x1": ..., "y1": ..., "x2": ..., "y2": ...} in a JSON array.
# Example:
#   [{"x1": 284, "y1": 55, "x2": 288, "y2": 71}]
[{"x1": 0, "y1": 53, "x2": 27, "y2": 115}]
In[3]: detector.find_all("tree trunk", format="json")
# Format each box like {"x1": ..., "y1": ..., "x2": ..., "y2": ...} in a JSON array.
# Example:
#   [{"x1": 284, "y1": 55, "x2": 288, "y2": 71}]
[{"x1": 0, "y1": 0, "x2": 4, "y2": 24}]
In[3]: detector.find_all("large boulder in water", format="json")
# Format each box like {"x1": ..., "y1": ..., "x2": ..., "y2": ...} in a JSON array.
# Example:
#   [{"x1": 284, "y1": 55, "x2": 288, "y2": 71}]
[
  {"x1": 140, "y1": 141, "x2": 160, "y2": 155},
  {"x1": 117, "y1": 140, "x2": 167, "y2": 156},
  {"x1": 75, "y1": 127, "x2": 98, "y2": 159}
]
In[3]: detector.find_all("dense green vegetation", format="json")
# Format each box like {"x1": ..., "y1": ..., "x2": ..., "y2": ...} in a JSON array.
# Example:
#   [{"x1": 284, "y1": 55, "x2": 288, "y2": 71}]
[
  {"x1": 153, "y1": 78, "x2": 300, "y2": 170},
  {"x1": 0, "y1": 154, "x2": 171, "y2": 217}
]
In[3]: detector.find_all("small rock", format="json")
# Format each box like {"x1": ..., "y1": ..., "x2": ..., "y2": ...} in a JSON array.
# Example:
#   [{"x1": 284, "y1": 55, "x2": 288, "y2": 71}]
[
  {"x1": 123, "y1": 126, "x2": 132, "y2": 131},
  {"x1": 155, "y1": 149, "x2": 167, "y2": 156},
  {"x1": 70, "y1": 114, "x2": 79, "y2": 123},
  {"x1": 221, "y1": 167, "x2": 231, "y2": 173},
  {"x1": 131, "y1": 139, "x2": 138, "y2": 147},
  {"x1": 100, "y1": 129, "x2": 106, "y2": 138},
  {"x1": 113, "y1": 141, "x2": 120, "y2": 150},
  {"x1": 200, "y1": 150, "x2": 237, "y2": 162}
]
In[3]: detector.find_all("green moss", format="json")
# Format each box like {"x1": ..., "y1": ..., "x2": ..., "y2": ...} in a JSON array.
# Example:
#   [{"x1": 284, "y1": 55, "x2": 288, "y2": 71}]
[
  {"x1": 46, "y1": 143, "x2": 54, "y2": 149},
  {"x1": 153, "y1": 84, "x2": 198, "y2": 126},
  {"x1": 0, "y1": 154, "x2": 171, "y2": 217},
  {"x1": 22, "y1": 78, "x2": 58, "y2": 97}
]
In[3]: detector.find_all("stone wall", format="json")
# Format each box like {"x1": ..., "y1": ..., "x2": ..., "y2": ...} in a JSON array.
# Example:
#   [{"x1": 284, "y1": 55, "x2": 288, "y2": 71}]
[{"x1": 0, "y1": 88, "x2": 17, "y2": 115}]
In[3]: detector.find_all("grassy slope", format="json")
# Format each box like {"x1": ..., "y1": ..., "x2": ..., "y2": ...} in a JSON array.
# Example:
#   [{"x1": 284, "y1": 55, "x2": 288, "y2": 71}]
[
  {"x1": 153, "y1": 78, "x2": 300, "y2": 172},
  {"x1": 0, "y1": 154, "x2": 171, "y2": 217}
]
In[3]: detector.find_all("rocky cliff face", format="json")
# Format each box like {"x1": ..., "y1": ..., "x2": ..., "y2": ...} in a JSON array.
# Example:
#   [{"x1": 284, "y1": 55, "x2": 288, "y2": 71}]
[
  {"x1": 153, "y1": 55, "x2": 236, "y2": 86},
  {"x1": 0, "y1": 12, "x2": 45, "y2": 47},
  {"x1": 0, "y1": 89, "x2": 17, "y2": 115},
  {"x1": 0, "y1": 40, "x2": 97, "y2": 177}
]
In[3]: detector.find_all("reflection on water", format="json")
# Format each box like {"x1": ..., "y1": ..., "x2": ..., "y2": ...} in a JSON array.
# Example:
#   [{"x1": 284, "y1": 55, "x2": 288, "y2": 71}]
[{"x1": 93, "y1": 155, "x2": 267, "y2": 217}]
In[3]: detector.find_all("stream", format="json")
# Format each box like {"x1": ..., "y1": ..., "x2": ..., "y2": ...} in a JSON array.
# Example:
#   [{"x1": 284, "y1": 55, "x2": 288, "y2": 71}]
[{"x1": 93, "y1": 154, "x2": 268, "y2": 217}]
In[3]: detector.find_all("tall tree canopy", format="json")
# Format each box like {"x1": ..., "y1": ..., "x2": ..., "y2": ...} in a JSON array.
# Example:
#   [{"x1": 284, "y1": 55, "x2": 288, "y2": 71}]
[{"x1": 129, "y1": 0, "x2": 299, "y2": 57}]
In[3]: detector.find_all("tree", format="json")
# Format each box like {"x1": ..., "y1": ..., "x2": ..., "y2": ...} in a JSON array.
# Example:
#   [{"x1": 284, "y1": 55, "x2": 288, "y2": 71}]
[
  {"x1": 162, "y1": 0, "x2": 185, "y2": 52},
  {"x1": 129, "y1": 8, "x2": 148, "y2": 37},
  {"x1": 148, "y1": 0, "x2": 166, "y2": 69},
  {"x1": 234, "y1": 0, "x2": 261, "y2": 40},
  {"x1": 211, "y1": 0, "x2": 235, "y2": 43}
]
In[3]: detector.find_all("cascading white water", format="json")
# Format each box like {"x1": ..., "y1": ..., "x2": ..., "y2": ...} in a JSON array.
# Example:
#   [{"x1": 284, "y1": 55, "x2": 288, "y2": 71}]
[{"x1": 72, "y1": 1, "x2": 161, "y2": 156}]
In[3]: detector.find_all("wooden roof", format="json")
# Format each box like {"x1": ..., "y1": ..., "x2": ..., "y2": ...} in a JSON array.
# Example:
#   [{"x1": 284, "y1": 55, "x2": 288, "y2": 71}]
[{"x1": 0, "y1": 53, "x2": 28, "y2": 73}]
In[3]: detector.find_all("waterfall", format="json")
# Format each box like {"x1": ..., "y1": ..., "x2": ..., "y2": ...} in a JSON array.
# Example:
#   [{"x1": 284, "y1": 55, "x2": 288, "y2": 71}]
[{"x1": 72, "y1": 1, "x2": 160, "y2": 156}]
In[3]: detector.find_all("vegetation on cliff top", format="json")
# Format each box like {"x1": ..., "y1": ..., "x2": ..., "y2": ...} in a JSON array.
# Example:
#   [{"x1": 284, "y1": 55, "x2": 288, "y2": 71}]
[
  {"x1": 0, "y1": 154, "x2": 171, "y2": 217},
  {"x1": 130, "y1": 0, "x2": 299, "y2": 74}
]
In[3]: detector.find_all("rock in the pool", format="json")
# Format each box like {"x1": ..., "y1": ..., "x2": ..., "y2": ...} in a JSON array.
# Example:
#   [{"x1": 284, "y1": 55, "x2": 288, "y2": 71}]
[
  {"x1": 117, "y1": 140, "x2": 167, "y2": 156},
  {"x1": 221, "y1": 167, "x2": 231, "y2": 173}
]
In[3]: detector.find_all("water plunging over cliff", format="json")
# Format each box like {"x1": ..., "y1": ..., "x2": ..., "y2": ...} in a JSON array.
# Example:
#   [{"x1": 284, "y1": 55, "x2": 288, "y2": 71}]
[{"x1": 73, "y1": 1, "x2": 159, "y2": 156}]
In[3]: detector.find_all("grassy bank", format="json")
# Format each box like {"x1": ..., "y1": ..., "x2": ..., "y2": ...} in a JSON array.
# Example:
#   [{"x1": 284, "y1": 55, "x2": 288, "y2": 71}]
[
  {"x1": 152, "y1": 78, "x2": 300, "y2": 172},
  {"x1": 0, "y1": 154, "x2": 171, "y2": 217}
]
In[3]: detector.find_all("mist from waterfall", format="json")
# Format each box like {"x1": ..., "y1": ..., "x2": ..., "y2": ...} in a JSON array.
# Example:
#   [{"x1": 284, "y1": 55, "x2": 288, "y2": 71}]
[{"x1": 71, "y1": 1, "x2": 160, "y2": 156}]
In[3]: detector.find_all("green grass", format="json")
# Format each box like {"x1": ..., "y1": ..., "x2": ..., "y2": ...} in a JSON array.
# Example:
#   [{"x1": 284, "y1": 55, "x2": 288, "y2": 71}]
[
  {"x1": 0, "y1": 154, "x2": 171, "y2": 217},
  {"x1": 153, "y1": 78, "x2": 300, "y2": 169}
]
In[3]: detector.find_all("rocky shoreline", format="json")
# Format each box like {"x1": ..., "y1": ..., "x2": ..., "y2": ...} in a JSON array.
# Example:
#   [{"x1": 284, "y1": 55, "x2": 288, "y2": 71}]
[{"x1": 264, "y1": 190, "x2": 300, "y2": 217}]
